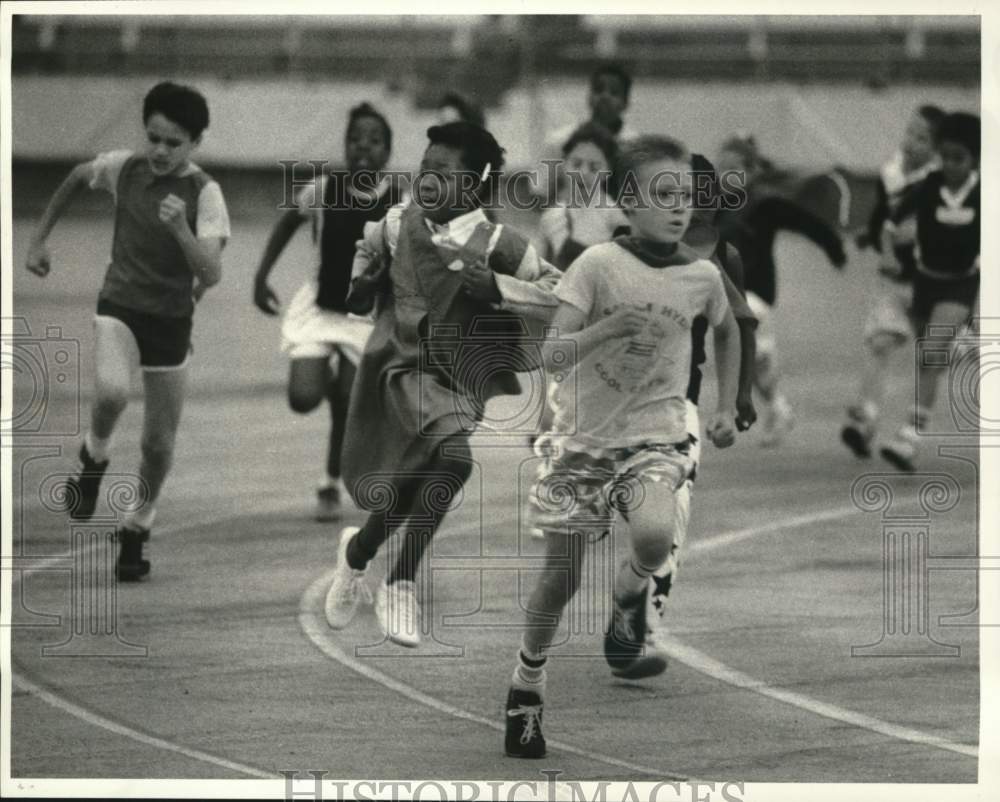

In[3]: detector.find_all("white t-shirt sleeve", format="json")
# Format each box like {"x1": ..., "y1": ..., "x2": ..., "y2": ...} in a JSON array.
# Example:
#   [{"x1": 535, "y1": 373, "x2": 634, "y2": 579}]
[
  {"x1": 196, "y1": 180, "x2": 231, "y2": 241},
  {"x1": 554, "y1": 248, "x2": 600, "y2": 317},
  {"x1": 87, "y1": 150, "x2": 133, "y2": 196},
  {"x1": 703, "y1": 265, "x2": 730, "y2": 327},
  {"x1": 294, "y1": 175, "x2": 326, "y2": 221}
]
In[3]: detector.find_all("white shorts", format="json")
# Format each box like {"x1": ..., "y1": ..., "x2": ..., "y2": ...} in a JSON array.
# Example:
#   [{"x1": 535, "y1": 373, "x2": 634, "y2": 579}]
[
  {"x1": 281, "y1": 280, "x2": 374, "y2": 363},
  {"x1": 746, "y1": 292, "x2": 775, "y2": 359},
  {"x1": 863, "y1": 275, "x2": 913, "y2": 344}
]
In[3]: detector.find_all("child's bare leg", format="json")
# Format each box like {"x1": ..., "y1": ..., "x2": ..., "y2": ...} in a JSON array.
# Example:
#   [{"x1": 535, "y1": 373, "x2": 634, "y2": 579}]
[
  {"x1": 614, "y1": 480, "x2": 677, "y2": 603},
  {"x1": 520, "y1": 529, "x2": 589, "y2": 661},
  {"x1": 287, "y1": 356, "x2": 329, "y2": 414},
  {"x1": 916, "y1": 301, "x2": 973, "y2": 414},
  {"x1": 90, "y1": 317, "x2": 139, "y2": 448},
  {"x1": 857, "y1": 332, "x2": 900, "y2": 414},
  {"x1": 326, "y1": 351, "x2": 356, "y2": 480},
  {"x1": 134, "y1": 367, "x2": 187, "y2": 527}
]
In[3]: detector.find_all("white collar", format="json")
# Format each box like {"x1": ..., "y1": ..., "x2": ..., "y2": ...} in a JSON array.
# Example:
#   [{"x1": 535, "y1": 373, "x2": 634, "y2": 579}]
[
  {"x1": 940, "y1": 171, "x2": 979, "y2": 208},
  {"x1": 424, "y1": 207, "x2": 488, "y2": 235}
]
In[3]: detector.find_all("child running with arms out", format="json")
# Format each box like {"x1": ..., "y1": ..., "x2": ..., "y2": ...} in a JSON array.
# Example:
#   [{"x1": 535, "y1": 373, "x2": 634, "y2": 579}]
[
  {"x1": 324, "y1": 121, "x2": 560, "y2": 646},
  {"x1": 253, "y1": 103, "x2": 401, "y2": 520},
  {"x1": 25, "y1": 82, "x2": 229, "y2": 580},
  {"x1": 505, "y1": 136, "x2": 740, "y2": 758},
  {"x1": 877, "y1": 112, "x2": 980, "y2": 471}
]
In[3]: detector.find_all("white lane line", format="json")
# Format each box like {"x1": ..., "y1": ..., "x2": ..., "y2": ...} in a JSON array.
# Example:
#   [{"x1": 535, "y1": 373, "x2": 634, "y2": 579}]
[
  {"x1": 9, "y1": 498, "x2": 307, "y2": 779},
  {"x1": 298, "y1": 570, "x2": 689, "y2": 781},
  {"x1": 672, "y1": 503, "x2": 979, "y2": 759},
  {"x1": 654, "y1": 637, "x2": 978, "y2": 759},
  {"x1": 689, "y1": 504, "x2": 861, "y2": 555},
  {"x1": 10, "y1": 672, "x2": 274, "y2": 778}
]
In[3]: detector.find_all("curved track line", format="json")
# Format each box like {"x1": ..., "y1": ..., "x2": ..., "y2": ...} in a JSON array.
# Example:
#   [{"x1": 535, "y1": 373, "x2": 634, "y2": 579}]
[
  {"x1": 9, "y1": 499, "x2": 306, "y2": 779},
  {"x1": 655, "y1": 637, "x2": 977, "y2": 759},
  {"x1": 298, "y1": 570, "x2": 689, "y2": 781},
  {"x1": 676, "y1": 503, "x2": 979, "y2": 759},
  {"x1": 11, "y1": 671, "x2": 274, "y2": 778}
]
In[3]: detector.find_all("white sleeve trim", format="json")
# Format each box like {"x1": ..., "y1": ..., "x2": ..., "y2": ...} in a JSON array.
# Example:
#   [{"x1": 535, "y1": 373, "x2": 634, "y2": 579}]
[{"x1": 196, "y1": 180, "x2": 231, "y2": 241}]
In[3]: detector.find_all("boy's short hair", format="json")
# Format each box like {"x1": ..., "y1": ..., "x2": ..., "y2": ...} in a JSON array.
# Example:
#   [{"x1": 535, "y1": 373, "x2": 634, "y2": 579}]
[
  {"x1": 348, "y1": 102, "x2": 393, "y2": 152},
  {"x1": 142, "y1": 82, "x2": 209, "y2": 140},
  {"x1": 438, "y1": 92, "x2": 485, "y2": 129},
  {"x1": 936, "y1": 111, "x2": 980, "y2": 162},
  {"x1": 916, "y1": 104, "x2": 946, "y2": 138},
  {"x1": 561, "y1": 121, "x2": 619, "y2": 166},
  {"x1": 590, "y1": 63, "x2": 633, "y2": 102},
  {"x1": 611, "y1": 135, "x2": 689, "y2": 197},
  {"x1": 426, "y1": 121, "x2": 506, "y2": 183}
]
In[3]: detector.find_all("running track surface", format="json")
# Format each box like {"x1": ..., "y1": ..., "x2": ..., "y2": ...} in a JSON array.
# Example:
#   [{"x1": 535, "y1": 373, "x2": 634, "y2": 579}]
[{"x1": 6, "y1": 217, "x2": 981, "y2": 785}]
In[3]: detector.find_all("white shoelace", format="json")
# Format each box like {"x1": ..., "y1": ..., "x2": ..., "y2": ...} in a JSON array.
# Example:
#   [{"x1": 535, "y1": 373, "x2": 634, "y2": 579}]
[
  {"x1": 508, "y1": 705, "x2": 543, "y2": 745},
  {"x1": 337, "y1": 572, "x2": 372, "y2": 606}
]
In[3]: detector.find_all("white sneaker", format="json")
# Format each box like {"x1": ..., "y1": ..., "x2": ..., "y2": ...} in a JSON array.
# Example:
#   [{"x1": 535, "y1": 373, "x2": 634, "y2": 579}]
[
  {"x1": 324, "y1": 526, "x2": 371, "y2": 629},
  {"x1": 375, "y1": 579, "x2": 421, "y2": 647},
  {"x1": 760, "y1": 395, "x2": 795, "y2": 448},
  {"x1": 879, "y1": 424, "x2": 919, "y2": 473}
]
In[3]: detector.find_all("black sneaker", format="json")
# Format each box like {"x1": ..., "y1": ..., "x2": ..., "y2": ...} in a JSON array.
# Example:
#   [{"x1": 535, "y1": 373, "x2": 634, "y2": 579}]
[
  {"x1": 315, "y1": 484, "x2": 342, "y2": 522},
  {"x1": 841, "y1": 407, "x2": 875, "y2": 459},
  {"x1": 604, "y1": 588, "x2": 648, "y2": 672},
  {"x1": 65, "y1": 443, "x2": 109, "y2": 520},
  {"x1": 504, "y1": 687, "x2": 546, "y2": 759},
  {"x1": 115, "y1": 526, "x2": 151, "y2": 582}
]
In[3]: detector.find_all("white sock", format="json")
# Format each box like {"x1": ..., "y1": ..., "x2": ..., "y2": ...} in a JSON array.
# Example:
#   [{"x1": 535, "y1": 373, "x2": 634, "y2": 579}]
[
  {"x1": 512, "y1": 644, "x2": 547, "y2": 695},
  {"x1": 128, "y1": 505, "x2": 156, "y2": 531},
  {"x1": 85, "y1": 432, "x2": 111, "y2": 463}
]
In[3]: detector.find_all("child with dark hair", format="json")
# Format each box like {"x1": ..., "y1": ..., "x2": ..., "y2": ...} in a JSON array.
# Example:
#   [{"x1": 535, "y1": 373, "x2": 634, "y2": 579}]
[
  {"x1": 536, "y1": 63, "x2": 637, "y2": 203},
  {"x1": 436, "y1": 91, "x2": 486, "y2": 129},
  {"x1": 506, "y1": 136, "x2": 740, "y2": 758},
  {"x1": 539, "y1": 122, "x2": 627, "y2": 270},
  {"x1": 25, "y1": 81, "x2": 229, "y2": 580},
  {"x1": 714, "y1": 134, "x2": 847, "y2": 446},
  {"x1": 253, "y1": 102, "x2": 401, "y2": 520},
  {"x1": 324, "y1": 121, "x2": 560, "y2": 647},
  {"x1": 841, "y1": 105, "x2": 945, "y2": 457},
  {"x1": 878, "y1": 111, "x2": 980, "y2": 471}
]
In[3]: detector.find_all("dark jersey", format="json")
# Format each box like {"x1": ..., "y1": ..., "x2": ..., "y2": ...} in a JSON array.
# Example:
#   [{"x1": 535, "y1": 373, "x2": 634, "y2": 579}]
[
  {"x1": 715, "y1": 193, "x2": 845, "y2": 306},
  {"x1": 891, "y1": 170, "x2": 980, "y2": 279},
  {"x1": 314, "y1": 173, "x2": 401, "y2": 312}
]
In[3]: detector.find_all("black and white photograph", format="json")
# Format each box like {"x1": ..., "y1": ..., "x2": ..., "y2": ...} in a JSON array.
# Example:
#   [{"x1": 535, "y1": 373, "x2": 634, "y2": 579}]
[{"x1": 1, "y1": 2, "x2": 996, "y2": 799}]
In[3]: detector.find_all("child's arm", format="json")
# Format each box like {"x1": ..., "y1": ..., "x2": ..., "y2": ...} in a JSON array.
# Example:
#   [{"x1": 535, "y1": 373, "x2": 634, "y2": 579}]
[
  {"x1": 707, "y1": 306, "x2": 740, "y2": 449},
  {"x1": 25, "y1": 161, "x2": 98, "y2": 276},
  {"x1": 159, "y1": 193, "x2": 223, "y2": 289},
  {"x1": 253, "y1": 209, "x2": 304, "y2": 315},
  {"x1": 542, "y1": 302, "x2": 646, "y2": 374},
  {"x1": 755, "y1": 196, "x2": 846, "y2": 269},
  {"x1": 346, "y1": 214, "x2": 394, "y2": 316},
  {"x1": 472, "y1": 238, "x2": 562, "y2": 321},
  {"x1": 715, "y1": 245, "x2": 758, "y2": 430},
  {"x1": 858, "y1": 179, "x2": 889, "y2": 250}
]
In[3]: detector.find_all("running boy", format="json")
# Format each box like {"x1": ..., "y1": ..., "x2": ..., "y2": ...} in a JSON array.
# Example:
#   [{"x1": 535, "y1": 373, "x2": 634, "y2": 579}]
[
  {"x1": 253, "y1": 102, "x2": 401, "y2": 520},
  {"x1": 324, "y1": 122, "x2": 560, "y2": 647},
  {"x1": 714, "y1": 134, "x2": 846, "y2": 446},
  {"x1": 877, "y1": 111, "x2": 980, "y2": 471},
  {"x1": 505, "y1": 136, "x2": 740, "y2": 759},
  {"x1": 25, "y1": 82, "x2": 229, "y2": 581},
  {"x1": 840, "y1": 105, "x2": 945, "y2": 457}
]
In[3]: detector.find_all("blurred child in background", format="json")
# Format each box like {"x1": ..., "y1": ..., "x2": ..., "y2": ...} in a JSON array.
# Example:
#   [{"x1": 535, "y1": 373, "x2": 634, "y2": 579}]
[
  {"x1": 841, "y1": 105, "x2": 945, "y2": 458},
  {"x1": 877, "y1": 112, "x2": 980, "y2": 471},
  {"x1": 253, "y1": 102, "x2": 401, "y2": 520}
]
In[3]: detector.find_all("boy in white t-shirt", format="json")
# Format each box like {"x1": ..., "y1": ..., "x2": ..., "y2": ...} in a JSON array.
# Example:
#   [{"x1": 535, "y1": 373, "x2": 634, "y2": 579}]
[{"x1": 504, "y1": 136, "x2": 740, "y2": 759}]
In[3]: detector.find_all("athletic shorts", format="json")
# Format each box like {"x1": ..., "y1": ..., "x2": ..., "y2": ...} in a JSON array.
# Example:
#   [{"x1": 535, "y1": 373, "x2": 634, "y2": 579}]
[
  {"x1": 96, "y1": 298, "x2": 192, "y2": 369},
  {"x1": 529, "y1": 439, "x2": 695, "y2": 536},
  {"x1": 281, "y1": 280, "x2": 374, "y2": 363},
  {"x1": 911, "y1": 271, "x2": 979, "y2": 325},
  {"x1": 863, "y1": 274, "x2": 914, "y2": 344}
]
